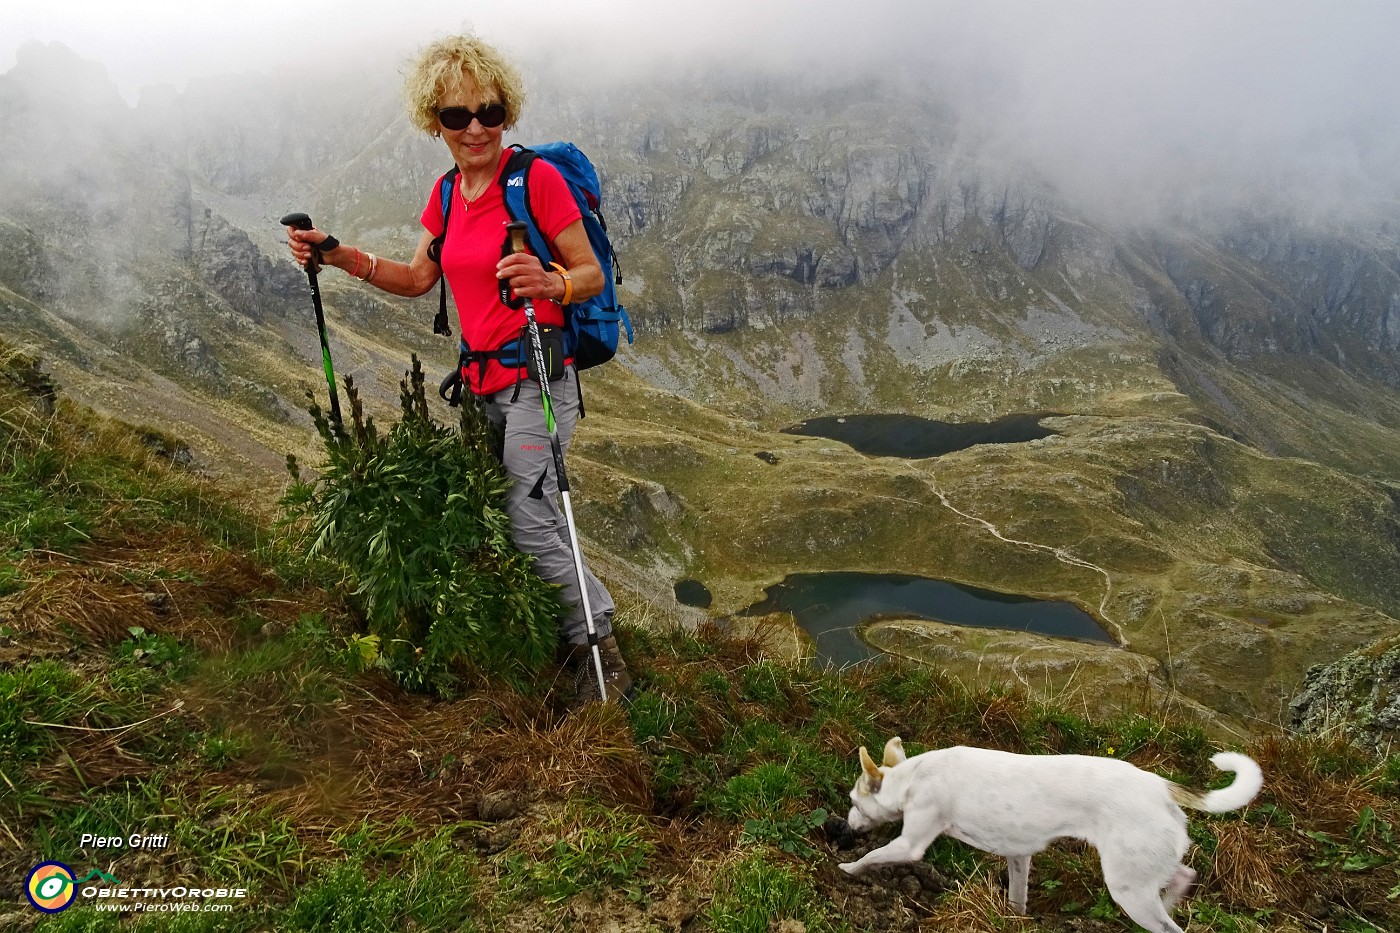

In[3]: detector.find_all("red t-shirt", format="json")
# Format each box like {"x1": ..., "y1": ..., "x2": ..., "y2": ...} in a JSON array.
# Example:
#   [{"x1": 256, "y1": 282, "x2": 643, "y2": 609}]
[{"x1": 420, "y1": 149, "x2": 581, "y2": 396}]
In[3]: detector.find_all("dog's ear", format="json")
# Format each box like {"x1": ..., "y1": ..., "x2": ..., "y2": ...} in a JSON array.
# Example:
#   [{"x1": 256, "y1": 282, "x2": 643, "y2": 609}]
[
  {"x1": 883, "y1": 736, "x2": 906, "y2": 766},
  {"x1": 858, "y1": 745, "x2": 884, "y2": 795}
]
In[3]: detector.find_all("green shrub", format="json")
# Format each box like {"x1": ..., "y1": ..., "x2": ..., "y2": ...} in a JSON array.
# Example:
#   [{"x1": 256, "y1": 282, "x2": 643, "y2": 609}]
[{"x1": 281, "y1": 357, "x2": 562, "y2": 694}]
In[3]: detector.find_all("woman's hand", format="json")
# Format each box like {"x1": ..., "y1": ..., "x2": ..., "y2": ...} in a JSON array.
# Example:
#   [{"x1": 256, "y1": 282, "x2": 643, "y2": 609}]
[
  {"x1": 497, "y1": 252, "x2": 563, "y2": 302},
  {"x1": 285, "y1": 226, "x2": 336, "y2": 269},
  {"x1": 504, "y1": 220, "x2": 603, "y2": 304}
]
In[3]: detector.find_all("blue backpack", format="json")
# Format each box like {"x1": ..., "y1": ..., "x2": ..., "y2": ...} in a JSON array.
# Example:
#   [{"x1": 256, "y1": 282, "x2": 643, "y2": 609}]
[{"x1": 430, "y1": 143, "x2": 633, "y2": 404}]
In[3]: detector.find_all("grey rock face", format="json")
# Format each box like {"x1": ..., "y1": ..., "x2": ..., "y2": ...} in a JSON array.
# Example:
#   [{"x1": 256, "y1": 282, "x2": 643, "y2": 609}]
[
  {"x1": 190, "y1": 208, "x2": 303, "y2": 322},
  {"x1": 1290, "y1": 636, "x2": 1400, "y2": 752},
  {"x1": 154, "y1": 318, "x2": 226, "y2": 386}
]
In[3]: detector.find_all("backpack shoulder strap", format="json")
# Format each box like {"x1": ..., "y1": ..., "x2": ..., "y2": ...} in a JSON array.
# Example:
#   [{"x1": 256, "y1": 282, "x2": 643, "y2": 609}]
[
  {"x1": 427, "y1": 166, "x2": 459, "y2": 262},
  {"x1": 430, "y1": 166, "x2": 460, "y2": 336},
  {"x1": 498, "y1": 145, "x2": 554, "y2": 264}
]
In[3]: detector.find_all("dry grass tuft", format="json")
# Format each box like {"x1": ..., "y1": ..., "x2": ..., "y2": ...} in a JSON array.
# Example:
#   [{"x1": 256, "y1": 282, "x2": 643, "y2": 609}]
[
  {"x1": 4, "y1": 561, "x2": 160, "y2": 643},
  {"x1": 649, "y1": 814, "x2": 736, "y2": 880},
  {"x1": 106, "y1": 532, "x2": 320, "y2": 646},
  {"x1": 694, "y1": 844, "x2": 759, "y2": 902},
  {"x1": 816, "y1": 717, "x2": 865, "y2": 759},
  {"x1": 2, "y1": 526, "x2": 320, "y2": 652},
  {"x1": 265, "y1": 689, "x2": 424, "y2": 820},
  {"x1": 465, "y1": 701, "x2": 653, "y2": 811},
  {"x1": 975, "y1": 693, "x2": 1033, "y2": 751},
  {"x1": 923, "y1": 871, "x2": 1032, "y2": 933},
  {"x1": 217, "y1": 680, "x2": 655, "y2": 839},
  {"x1": 21, "y1": 698, "x2": 201, "y2": 824},
  {"x1": 1251, "y1": 733, "x2": 1386, "y2": 836},
  {"x1": 1206, "y1": 821, "x2": 1311, "y2": 912},
  {"x1": 697, "y1": 620, "x2": 768, "y2": 669}
]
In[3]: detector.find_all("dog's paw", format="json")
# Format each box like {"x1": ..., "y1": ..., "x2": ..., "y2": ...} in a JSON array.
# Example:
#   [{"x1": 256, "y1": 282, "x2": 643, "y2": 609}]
[{"x1": 838, "y1": 862, "x2": 861, "y2": 875}]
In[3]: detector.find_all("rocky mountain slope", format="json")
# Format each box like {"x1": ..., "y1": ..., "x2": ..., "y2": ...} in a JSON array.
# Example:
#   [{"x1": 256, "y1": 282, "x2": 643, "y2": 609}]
[{"x1": 2, "y1": 43, "x2": 1398, "y2": 732}]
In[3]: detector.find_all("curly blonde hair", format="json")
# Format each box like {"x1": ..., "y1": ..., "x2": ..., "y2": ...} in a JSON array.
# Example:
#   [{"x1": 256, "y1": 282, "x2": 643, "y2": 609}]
[{"x1": 403, "y1": 35, "x2": 526, "y2": 136}]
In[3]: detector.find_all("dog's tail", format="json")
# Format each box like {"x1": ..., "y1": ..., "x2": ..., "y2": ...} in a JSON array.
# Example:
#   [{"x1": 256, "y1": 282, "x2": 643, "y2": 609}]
[{"x1": 1169, "y1": 752, "x2": 1263, "y2": 813}]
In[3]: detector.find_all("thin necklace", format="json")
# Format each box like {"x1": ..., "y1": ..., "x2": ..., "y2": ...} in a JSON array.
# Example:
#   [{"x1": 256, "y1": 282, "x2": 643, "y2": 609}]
[{"x1": 461, "y1": 174, "x2": 492, "y2": 205}]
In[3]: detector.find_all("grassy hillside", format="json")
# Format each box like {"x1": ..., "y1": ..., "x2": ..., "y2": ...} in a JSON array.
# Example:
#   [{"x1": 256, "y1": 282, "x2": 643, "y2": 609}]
[
  {"x1": 2, "y1": 344, "x2": 1398, "y2": 932},
  {"x1": 570, "y1": 360, "x2": 1400, "y2": 730}
]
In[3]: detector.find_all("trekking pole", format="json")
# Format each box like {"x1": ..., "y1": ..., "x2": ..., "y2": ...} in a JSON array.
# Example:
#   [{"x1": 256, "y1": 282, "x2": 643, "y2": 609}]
[
  {"x1": 280, "y1": 212, "x2": 343, "y2": 427},
  {"x1": 506, "y1": 221, "x2": 608, "y2": 700}
]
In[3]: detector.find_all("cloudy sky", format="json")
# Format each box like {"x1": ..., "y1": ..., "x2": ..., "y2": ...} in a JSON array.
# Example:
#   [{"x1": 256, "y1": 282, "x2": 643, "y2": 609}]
[
  {"x1": 5, "y1": 1, "x2": 1399, "y2": 222},
  {"x1": 8, "y1": 1, "x2": 1399, "y2": 101},
  {"x1": 4, "y1": 0, "x2": 883, "y2": 100}
]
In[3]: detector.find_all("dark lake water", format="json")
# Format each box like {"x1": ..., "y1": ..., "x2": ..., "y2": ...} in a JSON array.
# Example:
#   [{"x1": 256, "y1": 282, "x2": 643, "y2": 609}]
[
  {"x1": 782, "y1": 413, "x2": 1059, "y2": 458},
  {"x1": 739, "y1": 571, "x2": 1113, "y2": 667},
  {"x1": 674, "y1": 579, "x2": 713, "y2": 608}
]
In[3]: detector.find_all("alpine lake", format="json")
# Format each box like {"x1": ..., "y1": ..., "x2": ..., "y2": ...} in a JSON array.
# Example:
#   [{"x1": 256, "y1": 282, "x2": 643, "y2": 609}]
[{"x1": 674, "y1": 412, "x2": 1114, "y2": 667}]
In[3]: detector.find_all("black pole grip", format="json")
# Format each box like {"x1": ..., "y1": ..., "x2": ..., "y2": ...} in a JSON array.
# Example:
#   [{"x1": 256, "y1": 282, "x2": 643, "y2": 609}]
[{"x1": 281, "y1": 212, "x2": 326, "y2": 272}]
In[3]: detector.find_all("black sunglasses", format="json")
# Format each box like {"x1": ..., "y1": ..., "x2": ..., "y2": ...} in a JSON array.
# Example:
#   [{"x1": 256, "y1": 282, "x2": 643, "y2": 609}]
[{"x1": 437, "y1": 103, "x2": 507, "y2": 131}]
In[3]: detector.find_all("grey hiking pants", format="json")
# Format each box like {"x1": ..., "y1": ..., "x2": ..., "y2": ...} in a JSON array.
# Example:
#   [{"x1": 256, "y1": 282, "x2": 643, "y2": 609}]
[{"x1": 482, "y1": 366, "x2": 614, "y2": 647}]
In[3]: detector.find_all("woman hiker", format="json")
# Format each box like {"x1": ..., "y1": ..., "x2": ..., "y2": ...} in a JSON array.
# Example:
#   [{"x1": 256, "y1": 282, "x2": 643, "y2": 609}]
[{"x1": 284, "y1": 34, "x2": 631, "y2": 709}]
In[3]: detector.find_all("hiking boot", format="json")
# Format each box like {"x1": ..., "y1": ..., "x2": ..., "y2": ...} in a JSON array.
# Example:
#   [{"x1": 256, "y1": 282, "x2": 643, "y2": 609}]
[{"x1": 568, "y1": 634, "x2": 633, "y2": 711}]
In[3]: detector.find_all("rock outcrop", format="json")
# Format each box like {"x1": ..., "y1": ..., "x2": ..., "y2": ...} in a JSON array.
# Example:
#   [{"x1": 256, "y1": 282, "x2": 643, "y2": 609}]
[{"x1": 1291, "y1": 635, "x2": 1400, "y2": 752}]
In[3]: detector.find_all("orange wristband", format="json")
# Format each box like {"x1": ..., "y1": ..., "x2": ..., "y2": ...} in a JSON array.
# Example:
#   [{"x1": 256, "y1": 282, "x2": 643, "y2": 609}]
[{"x1": 549, "y1": 262, "x2": 573, "y2": 305}]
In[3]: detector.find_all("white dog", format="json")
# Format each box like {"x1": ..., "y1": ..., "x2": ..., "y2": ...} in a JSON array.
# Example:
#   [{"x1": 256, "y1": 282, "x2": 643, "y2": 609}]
[{"x1": 839, "y1": 737, "x2": 1262, "y2": 933}]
